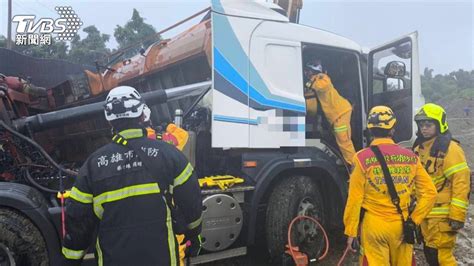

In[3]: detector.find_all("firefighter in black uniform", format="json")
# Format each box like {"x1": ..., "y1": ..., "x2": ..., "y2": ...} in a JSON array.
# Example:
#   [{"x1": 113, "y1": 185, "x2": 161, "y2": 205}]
[{"x1": 61, "y1": 86, "x2": 202, "y2": 265}]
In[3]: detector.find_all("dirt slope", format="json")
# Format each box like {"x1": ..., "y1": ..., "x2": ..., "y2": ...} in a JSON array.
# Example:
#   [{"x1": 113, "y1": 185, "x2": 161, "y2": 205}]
[{"x1": 439, "y1": 97, "x2": 474, "y2": 168}]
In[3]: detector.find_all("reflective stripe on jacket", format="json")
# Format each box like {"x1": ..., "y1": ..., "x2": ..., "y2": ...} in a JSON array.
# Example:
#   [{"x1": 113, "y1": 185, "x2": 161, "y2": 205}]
[
  {"x1": 414, "y1": 138, "x2": 470, "y2": 221},
  {"x1": 63, "y1": 128, "x2": 202, "y2": 265}
]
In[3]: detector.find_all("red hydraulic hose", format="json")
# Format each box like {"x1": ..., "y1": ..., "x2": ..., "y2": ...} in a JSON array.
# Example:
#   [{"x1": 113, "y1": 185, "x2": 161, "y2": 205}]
[
  {"x1": 60, "y1": 192, "x2": 66, "y2": 238},
  {"x1": 59, "y1": 170, "x2": 66, "y2": 239},
  {"x1": 287, "y1": 215, "x2": 330, "y2": 263},
  {"x1": 337, "y1": 245, "x2": 351, "y2": 266}
]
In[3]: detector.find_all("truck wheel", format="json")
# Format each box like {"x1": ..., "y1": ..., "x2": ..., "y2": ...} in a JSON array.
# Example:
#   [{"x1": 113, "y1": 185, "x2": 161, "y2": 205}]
[
  {"x1": 0, "y1": 208, "x2": 48, "y2": 266},
  {"x1": 266, "y1": 176, "x2": 326, "y2": 262}
]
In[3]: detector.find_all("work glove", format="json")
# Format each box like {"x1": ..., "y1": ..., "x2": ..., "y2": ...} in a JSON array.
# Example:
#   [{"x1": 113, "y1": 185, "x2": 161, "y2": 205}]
[
  {"x1": 448, "y1": 219, "x2": 464, "y2": 230},
  {"x1": 185, "y1": 234, "x2": 202, "y2": 257}
]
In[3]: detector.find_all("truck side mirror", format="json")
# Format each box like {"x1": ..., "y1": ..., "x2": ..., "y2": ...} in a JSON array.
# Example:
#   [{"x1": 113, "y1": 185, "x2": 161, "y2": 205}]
[{"x1": 384, "y1": 61, "x2": 406, "y2": 78}]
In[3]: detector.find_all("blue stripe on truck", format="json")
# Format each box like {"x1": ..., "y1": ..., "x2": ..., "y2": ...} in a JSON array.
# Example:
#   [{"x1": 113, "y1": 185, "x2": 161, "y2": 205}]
[
  {"x1": 214, "y1": 48, "x2": 305, "y2": 113},
  {"x1": 214, "y1": 115, "x2": 259, "y2": 125}
]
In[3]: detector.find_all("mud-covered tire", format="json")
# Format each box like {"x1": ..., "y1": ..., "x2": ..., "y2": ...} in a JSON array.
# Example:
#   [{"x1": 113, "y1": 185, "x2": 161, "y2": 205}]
[
  {"x1": 266, "y1": 176, "x2": 325, "y2": 262},
  {"x1": 0, "y1": 208, "x2": 48, "y2": 266}
]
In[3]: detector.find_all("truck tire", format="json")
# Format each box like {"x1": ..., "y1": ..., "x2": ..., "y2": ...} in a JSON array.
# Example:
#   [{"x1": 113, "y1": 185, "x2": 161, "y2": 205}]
[
  {"x1": 0, "y1": 208, "x2": 48, "y2": 266},
  {"x1": 266, "y1": 176, "x2": 325, "y2": 262}
]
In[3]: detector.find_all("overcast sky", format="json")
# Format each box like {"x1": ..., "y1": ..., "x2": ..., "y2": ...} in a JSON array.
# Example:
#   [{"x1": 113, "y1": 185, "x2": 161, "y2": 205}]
[{"x1": 1, "y1": 0, "x2": 472, "y2": 74}]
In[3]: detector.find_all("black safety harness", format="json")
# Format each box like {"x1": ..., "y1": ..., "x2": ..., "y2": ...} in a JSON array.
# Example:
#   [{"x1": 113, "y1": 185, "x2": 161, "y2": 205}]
[{"x1": 413, "y1": 131, "x2": 457, "y2": 192}]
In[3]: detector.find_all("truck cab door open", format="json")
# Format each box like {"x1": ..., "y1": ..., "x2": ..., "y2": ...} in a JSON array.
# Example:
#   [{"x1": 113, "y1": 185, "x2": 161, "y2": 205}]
[{"x1": 368, "y1": 32, "x2": 423, "y2": 144}]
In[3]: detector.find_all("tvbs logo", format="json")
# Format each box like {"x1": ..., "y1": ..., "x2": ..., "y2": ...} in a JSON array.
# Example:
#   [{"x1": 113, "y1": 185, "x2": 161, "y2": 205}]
[
  {"x1": 12, "y1": 6, "x2": 82, "y2": 45},
  {"x1": 14, "y1": 16, "x2": 67, "y2": 34}
]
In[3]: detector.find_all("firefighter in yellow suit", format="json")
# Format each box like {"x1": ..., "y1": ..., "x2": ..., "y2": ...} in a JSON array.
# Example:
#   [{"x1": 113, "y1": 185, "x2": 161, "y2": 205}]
[
  {"x1": 306, "y1": 64, "x2": 356, "y2": 166},
  {"x1": 413, "y1": 103, "x2": 471, "y2": 266},
  {"x1": 344, "y1": 106, "x2": 437, "y2": 265}
]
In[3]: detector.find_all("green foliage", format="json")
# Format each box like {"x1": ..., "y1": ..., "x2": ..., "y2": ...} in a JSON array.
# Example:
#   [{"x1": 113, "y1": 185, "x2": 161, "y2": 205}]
[
  {"x1": 421, "y1": 67, "x2": 474, "y2": 102},
  {"x1": 460, "y1": 88, "x2": 474, "y2": 99},
  {"x1": 1, "y1": 27, "x2": 108, "y2": 66},
  {"x1": 1, "y1": 33, "x2": 69, "y2": 60},
  {"x1": 114, "y1": 9, "x2": 161, "y2": 58},
  {"x1": 0, "y1": 35, "x2": 6, "y2": 48},
  {"x1": 1, "y1": 9, "x2": 160, "y2": 67},
  {"x1": 19, "y1": 40, "x2": 69, "y2": 60},
  {"x1": 68, "y1": 25, "x2": 110, "y2": 66}
]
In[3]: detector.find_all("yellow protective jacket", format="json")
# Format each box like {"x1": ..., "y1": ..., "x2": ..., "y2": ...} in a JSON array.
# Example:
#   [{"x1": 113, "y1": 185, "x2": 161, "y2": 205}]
[
  {"x1": 344, "y1": 138, "x2": 437, "y2": 237},
  {"x1": 414, "y1": 137, "x2": 471, "y2": 222},
  {"x1": 146, "y1": 123, "x2": 189, "y2": 151},
  {"x1": 166, "y1": 123, "x2": 189, "y2": 151},
  {"x1": 309, "y1": 73, "x2": 352, "y2": 123}
]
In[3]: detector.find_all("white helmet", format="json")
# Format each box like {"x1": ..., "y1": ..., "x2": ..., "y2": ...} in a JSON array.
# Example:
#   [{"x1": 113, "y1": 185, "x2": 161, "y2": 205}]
[
  {"x1": 306, "y1": 63, "x2": 323, "y2": 73},
  {"x1": 104, "y1": 86, "x2": 145, "y2": 121}
]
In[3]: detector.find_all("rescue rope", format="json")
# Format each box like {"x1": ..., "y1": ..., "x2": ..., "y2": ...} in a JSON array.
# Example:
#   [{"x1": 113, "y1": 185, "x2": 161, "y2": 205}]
[{"x1": 287, "y1": 215, "x2": 329, "y2": 264}]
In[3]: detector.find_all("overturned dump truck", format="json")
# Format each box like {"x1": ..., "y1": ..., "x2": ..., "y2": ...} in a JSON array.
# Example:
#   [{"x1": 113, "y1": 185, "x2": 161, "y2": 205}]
[{"x1": 0, "y1": 0, "x2": 424, "y2": 264}]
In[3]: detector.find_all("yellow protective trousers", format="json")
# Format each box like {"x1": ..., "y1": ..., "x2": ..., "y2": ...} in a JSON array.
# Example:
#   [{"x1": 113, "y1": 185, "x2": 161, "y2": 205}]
[
  {"x1": 421, "y1": 218, "x2": 457, "y2": 266},
  {"x1": 333, "y1": 111, "x2": 356, "y2": 166},
  {"x1": 360, "y1": 212, "x2": 414, "y2": 266}
]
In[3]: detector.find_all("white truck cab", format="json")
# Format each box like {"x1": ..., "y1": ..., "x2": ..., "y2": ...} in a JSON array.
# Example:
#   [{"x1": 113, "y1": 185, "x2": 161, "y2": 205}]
[{"x1": 211, "y1": 0, "x2": 423, "y2": 150}]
